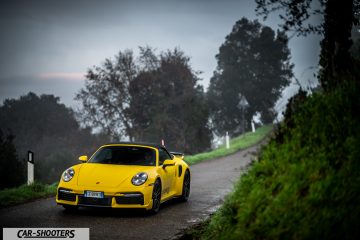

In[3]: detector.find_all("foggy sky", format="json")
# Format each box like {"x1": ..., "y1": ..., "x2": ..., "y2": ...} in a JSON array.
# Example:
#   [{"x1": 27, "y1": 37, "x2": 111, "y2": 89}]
[{"x1": 0, "y1": 0, "x2": 321, "y2": 109}]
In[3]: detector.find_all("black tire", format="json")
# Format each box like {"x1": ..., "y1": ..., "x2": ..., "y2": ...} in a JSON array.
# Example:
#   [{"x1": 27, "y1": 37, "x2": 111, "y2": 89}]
[
  {"x1": 180, "y1": 170, "x2": 190, "y2": 202},
  {"x1": 150, "y1": 179, "x2": 161, "y2": 214},
  {"x1": 62, "y1": 205, "x2": 78, "y2": 211}
]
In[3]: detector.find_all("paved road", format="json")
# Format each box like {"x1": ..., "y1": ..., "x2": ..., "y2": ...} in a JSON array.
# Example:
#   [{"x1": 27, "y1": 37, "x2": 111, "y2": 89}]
[{"x1": 0, "y1": 144, "x2": 262, "y2": 240}]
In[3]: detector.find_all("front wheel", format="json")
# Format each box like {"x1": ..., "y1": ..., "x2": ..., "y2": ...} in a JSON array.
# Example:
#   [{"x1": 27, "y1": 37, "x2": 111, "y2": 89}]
[
  {"x1": 180, "y1": 170, "x2": 190, "y2": 202},
  {"x1": 150, "y1": 179, "x2": 161, "y2": 214}
]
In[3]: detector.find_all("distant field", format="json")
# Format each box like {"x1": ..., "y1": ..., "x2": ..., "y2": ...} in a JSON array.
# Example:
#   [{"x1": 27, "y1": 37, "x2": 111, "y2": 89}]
[{"x1": 185, "y1": 124, "x2": 273, "y2": 165}]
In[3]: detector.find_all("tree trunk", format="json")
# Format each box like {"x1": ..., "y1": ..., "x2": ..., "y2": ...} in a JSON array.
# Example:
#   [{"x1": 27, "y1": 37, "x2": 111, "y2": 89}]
[{"x1": 319, "y1": 0, "x2": 355, "y2": 90}]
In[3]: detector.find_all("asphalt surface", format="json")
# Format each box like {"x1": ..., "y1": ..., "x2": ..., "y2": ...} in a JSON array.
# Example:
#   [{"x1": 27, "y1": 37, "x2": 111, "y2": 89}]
[{"x1": 0, "y1": 144, "x2": 262, "y2": 240}]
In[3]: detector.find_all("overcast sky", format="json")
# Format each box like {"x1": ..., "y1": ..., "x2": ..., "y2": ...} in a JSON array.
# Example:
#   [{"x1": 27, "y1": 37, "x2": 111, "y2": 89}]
[{"x1": 0, "y1": 0, "x2": 321, "y2": 109}]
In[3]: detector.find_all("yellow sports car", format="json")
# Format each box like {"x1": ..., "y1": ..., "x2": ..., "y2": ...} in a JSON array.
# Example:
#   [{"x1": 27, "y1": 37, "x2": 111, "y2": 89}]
[{"x1": 56, "y1": 142, "x2": 190, "y2": 213}]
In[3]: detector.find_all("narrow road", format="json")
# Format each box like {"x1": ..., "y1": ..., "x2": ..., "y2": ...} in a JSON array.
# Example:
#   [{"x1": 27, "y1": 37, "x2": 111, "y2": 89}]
[{"x1": 0, "y1": 144, "x2": 262, "y2": 240}]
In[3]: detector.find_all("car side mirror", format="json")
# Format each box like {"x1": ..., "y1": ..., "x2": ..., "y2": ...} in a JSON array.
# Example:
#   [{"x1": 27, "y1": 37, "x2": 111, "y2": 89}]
[
  {"x1": 163, "y1": 159, "x2": 175, "y2": 169},
  {"x1": 79, "y1": 155, "x2": 88, "y2": 163}
]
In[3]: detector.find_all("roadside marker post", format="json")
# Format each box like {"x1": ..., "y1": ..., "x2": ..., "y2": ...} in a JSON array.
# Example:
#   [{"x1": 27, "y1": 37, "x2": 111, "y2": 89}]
[
  {"x1": 225, "y1": 132, "x2": 230, "y2": 149},
  {"x1": 251, "y1": 121, "x2": 256, "y2": 133},
  {"x1": 27, "y1": 151, "x2": 34, "y2": 185}
]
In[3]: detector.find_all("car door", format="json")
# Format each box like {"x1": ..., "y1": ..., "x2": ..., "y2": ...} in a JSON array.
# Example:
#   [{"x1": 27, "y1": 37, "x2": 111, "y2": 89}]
[{"x1": 158, "y1": 148, "x2": 176, "y2": 197}]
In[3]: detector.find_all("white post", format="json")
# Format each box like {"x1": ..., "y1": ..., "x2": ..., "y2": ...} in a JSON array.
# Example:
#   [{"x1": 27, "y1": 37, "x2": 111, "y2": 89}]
[
  {"x1": 225, "y1": 132, "x2": 230, "y2": 149},
  {"x1": 251, "y1": 121, "x2": 256, "y2": 133},
  {"x1": 27, "y1": 151, "x2": 34, "y2": 185}
]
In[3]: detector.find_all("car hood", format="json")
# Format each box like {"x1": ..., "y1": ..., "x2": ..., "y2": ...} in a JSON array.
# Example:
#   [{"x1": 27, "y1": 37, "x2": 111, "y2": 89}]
[{"x1": 77, "y1": 163, "x2": 152, "y2": 188}]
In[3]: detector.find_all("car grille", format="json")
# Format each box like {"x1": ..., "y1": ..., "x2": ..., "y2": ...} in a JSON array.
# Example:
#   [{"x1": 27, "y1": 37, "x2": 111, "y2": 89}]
[
  {"x1": 78, "y1": 196, "x2": 112, "y2": 207},
  {"x1": 58, "y1": 189, "x2": 76, "y2": 202},
  {"x1": 115, "y1": 193, "x2": 144, "y2": 205}
]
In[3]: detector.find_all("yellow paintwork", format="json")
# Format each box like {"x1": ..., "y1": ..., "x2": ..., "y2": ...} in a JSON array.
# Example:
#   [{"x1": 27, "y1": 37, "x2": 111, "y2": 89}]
[{"x1": 56, "y1": 143, "x2": 190, "y2": 210}]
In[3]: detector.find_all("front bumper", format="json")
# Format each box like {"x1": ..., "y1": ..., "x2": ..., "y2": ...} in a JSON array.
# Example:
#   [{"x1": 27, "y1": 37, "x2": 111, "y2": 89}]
[{"x1": 56, "y1": 185, "x2": 154, "y2": 210}]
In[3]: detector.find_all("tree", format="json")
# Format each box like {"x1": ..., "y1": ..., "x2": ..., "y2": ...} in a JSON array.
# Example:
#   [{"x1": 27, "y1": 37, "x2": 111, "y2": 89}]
[
  {"x1": 0, "y1": 93, "x2": 109, "y2": 183},
  {"x1": 208, "y1": 18, "x2": 293, "y2": 136},
  {"x1": 129, "y1": 48, "x2": 212, "y2": 154},
  {"x1": 255, "y1": 0, "x2": 325, "y2": 36},
  {"x1": 0, "y1": 93, "x2": 79, "y2": 153},
  {"x1": 255, "y1": 0, "x2": 360, "y2": 90},
  {"x1": 75, "y1": 50, "x2": 137, "y2": 141},
  {"x1": 0, "y1": 129, "x2": 25, "y2": 189},
  {"x1": 76, "y1": 47, "x2": 212, "y2": 154}
]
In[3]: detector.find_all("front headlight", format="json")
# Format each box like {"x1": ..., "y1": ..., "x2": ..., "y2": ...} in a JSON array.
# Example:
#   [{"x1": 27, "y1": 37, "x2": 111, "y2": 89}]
[
  {"x1": 131, "y1": 172, "x2": 148, "y2": 186},
  {"x1": 62, "y1": 168, "x2": 75, "y2": 182}
]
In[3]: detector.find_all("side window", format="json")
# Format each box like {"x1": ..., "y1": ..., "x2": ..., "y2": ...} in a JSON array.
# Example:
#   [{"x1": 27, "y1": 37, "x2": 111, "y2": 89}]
[{"x1": 158, "y1": 148, "x2": 172, "y2": 165}]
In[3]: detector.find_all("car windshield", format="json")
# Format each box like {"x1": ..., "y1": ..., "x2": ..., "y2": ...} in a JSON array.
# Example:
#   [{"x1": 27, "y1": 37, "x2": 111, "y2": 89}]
[{"x1": 89, "y1": 146, "x2": 156, "y2": 166}]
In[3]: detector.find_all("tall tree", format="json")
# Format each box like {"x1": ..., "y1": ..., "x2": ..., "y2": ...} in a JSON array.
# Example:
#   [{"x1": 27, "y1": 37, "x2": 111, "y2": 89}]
[
  {"x1": 255, "y1": 0, "x2": 360, "y2": 90},
  {"x1": 75, "y1": 50, "x2": 137, "y2": 141},
  {"x1": 208, "y1": 18, "x2": 293, "y2": 136},
  {"x1": 76, "y1": 47, "x2": 212, "y2": 154},
  {"x1": 129, "y1": 48, "x2": 212, "y2": 154}
]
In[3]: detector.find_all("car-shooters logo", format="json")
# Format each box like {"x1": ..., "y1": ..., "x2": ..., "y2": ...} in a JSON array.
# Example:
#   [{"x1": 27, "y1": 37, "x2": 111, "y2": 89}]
[{"x1": 3, "y1": 228, "x2": 89, "y2": 240}]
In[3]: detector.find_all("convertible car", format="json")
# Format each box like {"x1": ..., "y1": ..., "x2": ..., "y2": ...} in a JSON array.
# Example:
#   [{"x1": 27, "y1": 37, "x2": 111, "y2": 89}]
[{"x1": 56, "y1": 142, "x2": 190, "y2": 213}]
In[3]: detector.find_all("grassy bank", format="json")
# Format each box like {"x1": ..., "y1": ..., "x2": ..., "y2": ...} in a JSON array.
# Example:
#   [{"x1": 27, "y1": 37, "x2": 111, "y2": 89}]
[
  {"x1": 193, "y1": 81, "x2": 360, "y2": 239},
  {"x1": 0, "y1": 182, "x2": 57, "y2": 208},
  {"x1": 185, "y1": 125, "x2": 272, "y2": 165}
]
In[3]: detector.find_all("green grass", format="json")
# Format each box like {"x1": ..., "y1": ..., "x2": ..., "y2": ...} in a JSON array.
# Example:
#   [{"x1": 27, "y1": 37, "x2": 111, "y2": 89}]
[
  {"x1": 0, "y1": 182, "x2": 57, "y2": 208},
  {"x1": 185, "y1": 125, "x2": 273, "y2": 165},
  {"x1": 196, "y1": 81, "x2": 360, "y2": 239}
]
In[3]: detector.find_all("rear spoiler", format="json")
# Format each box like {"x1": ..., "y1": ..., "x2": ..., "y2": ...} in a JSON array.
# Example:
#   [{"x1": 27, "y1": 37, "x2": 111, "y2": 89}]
[{"x1": 170, "y1": 151, "x2": 184, "y2": 159}]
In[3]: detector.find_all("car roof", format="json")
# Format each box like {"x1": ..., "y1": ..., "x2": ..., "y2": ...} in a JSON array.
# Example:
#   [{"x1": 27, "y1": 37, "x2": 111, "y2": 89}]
[{"x1": 104, "y1": 142, "x2": 165, "y2": 150}]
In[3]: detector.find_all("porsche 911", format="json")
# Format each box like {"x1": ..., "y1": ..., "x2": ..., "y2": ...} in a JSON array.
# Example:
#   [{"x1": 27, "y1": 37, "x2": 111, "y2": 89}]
[{"x1": 56, "y1": 142, "x2": 190, "y2": 213}]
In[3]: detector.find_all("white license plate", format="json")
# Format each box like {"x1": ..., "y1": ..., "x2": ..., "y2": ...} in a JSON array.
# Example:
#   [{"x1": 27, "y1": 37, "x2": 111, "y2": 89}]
[{"x1": 84, "y1": 191, "x2": 104, "y2": 198}]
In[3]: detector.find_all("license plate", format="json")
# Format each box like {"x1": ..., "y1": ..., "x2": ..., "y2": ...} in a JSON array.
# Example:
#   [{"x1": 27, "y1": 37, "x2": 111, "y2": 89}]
[{"x1": 84, "y1": 191, "x2": 104, "y2": 198}]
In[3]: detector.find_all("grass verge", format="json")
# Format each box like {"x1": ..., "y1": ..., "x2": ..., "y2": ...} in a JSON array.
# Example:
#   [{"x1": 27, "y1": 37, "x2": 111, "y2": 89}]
[
  {"x1": 0, "y1": 182, "x2": 57, "y2": 208},
  {"x1": 185, "y1": 125, "x2": 272, "y2": 165}
]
